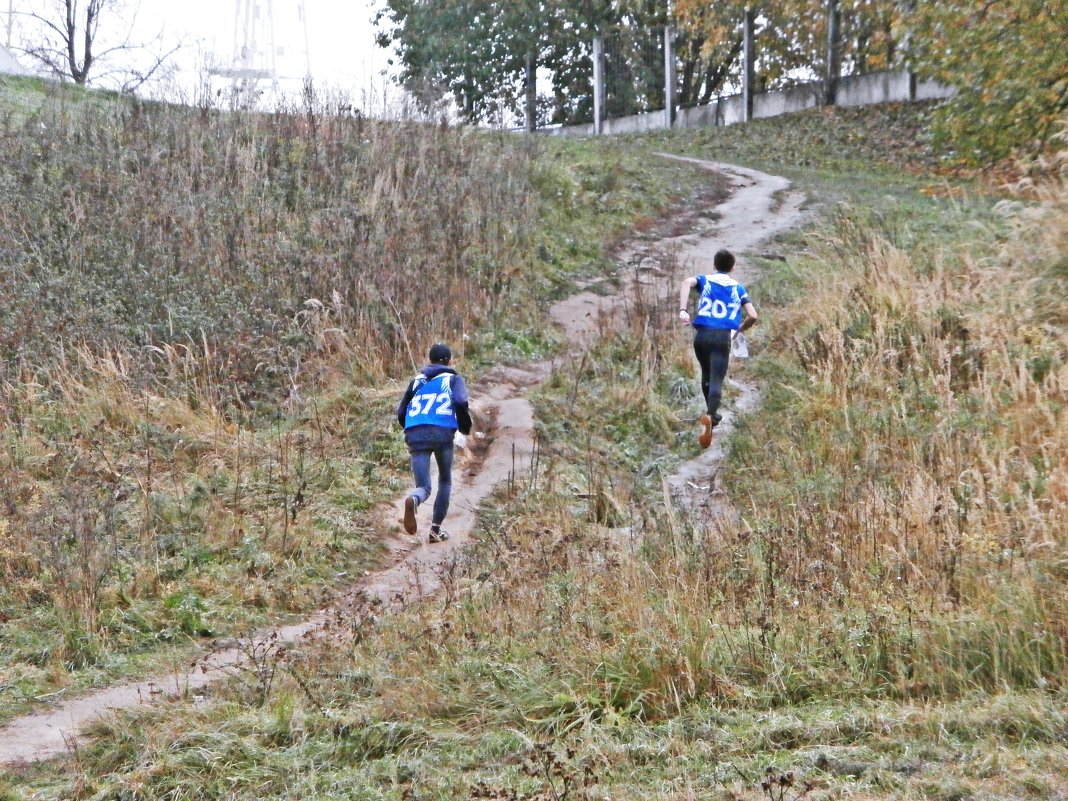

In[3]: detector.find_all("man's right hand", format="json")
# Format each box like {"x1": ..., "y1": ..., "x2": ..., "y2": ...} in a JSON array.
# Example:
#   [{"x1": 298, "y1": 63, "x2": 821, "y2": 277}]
[{"x1": 678, "y1": 310, "x2": 691, "y2": 325}]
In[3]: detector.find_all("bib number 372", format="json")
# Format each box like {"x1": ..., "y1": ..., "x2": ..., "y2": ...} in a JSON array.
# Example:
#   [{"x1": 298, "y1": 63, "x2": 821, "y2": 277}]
[{"x1": 410, "y1": 392, "x2": 452, "y2": 417}]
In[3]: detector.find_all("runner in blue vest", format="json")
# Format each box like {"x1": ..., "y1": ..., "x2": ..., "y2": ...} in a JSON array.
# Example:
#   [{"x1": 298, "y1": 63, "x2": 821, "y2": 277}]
[
  {"x1": 397, "y1": 343, "x2": 473, "y2": 543},
  {"x1": 677, "y1": 249, "x2": 759, "y2": 448}
]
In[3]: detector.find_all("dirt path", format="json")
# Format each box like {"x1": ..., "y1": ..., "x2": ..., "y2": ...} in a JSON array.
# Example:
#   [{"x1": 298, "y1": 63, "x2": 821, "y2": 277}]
[
  {"x1": 0, "y1": 156, "x2": 805, "y2": 767},
  {"x1": 654, "y1": 156, "x2": 806, "y2": 515}
]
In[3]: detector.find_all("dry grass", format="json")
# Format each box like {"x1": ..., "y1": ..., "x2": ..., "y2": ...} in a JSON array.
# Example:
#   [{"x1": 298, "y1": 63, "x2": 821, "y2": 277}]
[
  {"x1": 0, "y1": 89, "x2": 539, "y2": 397},
  {"x1": 0, "y1": 85, "x2": 700, "y2": 716},
  {"x1": 0, "y1": 88, "x2": 542, "y2": 703},
  {"x1": 353, "y1": 137, "x2": 1068, "y2": 721},
  {"x1": 4, "y1": 107, "x2": 1066, "y2": 800},
  {"x1": 721, "y1": 148, "x2": 1068, "y2": 696},
  {"x1": 0, "y1": 336, "x2": 402, "y2": 680}
]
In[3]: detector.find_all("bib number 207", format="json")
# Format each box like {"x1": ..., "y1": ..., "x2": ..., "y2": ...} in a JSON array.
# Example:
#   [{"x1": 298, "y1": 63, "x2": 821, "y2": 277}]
[{"x1": 698, "y1": 297, "x2": 741, "y2": 320}]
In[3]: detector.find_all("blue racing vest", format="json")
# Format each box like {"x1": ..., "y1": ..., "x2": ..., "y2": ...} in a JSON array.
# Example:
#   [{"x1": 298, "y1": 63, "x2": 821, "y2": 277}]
[
  {"x1": 693, "y1": 274, "x2": 749, "y2": 330},
  {"x1": 404, "y1": 373, "x2": 459, "y2": 430}
]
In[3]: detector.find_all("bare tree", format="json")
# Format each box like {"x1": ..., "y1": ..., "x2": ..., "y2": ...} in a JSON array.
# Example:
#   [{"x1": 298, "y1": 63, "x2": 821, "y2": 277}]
[{"x1": 19, "y1": 0, "x2": 179, "y2": 91}]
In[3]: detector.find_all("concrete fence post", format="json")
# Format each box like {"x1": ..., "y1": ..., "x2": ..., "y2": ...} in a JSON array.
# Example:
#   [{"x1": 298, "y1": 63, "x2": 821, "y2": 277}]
[
  {"x1": 903, "y1": 0, "x2": 918, "y2": 101},
  {"x1": 742, "y1": 7, "x2": 755, "y2": 122},
  {"x1": 824, "y1": 0, "x2": 841, "y2": 105},
  {"x1": 592, "y1": 35, "x2": 605, "y2": 135},
  {"x1": 525, "y1": 53, "x2": 537, "y2": 133},
  {"x1": 664, "y1": 25, "x2": 676, "y2": 129}
]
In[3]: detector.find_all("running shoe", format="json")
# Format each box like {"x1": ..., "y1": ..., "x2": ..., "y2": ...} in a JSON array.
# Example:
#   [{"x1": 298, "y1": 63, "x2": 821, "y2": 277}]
[
  {"x1": 403, "y1": 496, "x2": 418, "y2": 536},
  {"x1": 699, "y1": 415, "x2": 713, "y2": 449}
]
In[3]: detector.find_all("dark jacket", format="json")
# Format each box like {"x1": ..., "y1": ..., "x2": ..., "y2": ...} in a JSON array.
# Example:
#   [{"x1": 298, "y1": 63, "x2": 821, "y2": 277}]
[{"x1": 397, "y1": 364, "x2": 473, "y2": 448}]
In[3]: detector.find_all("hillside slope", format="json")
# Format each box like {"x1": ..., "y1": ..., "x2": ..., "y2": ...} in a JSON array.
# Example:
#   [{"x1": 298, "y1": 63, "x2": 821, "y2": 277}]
[
  {"x1": 0, "y1": 77, "x2": 702, "y2": 725},
  {"x1": 1, "y1": 94, "x2": 1065, "y2": 799}
]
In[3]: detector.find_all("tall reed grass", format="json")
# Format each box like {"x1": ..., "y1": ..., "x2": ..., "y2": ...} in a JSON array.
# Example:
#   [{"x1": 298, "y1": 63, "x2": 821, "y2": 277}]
[
  {"x1": 0, "y1": 85, "x2": 691, "y2": 698},
  {"x1": 0, "y1": 86, "x2": 540, "y2": 685},
  {"x1": 722, "y1": 156, "x2": 1068, "y2": 696},
  {"x1": 0, "y1": 87, "x2": 537, "y2": 401},
  {"x1": 351, "y1": 141, "x2": 1068, "y2": 727}
]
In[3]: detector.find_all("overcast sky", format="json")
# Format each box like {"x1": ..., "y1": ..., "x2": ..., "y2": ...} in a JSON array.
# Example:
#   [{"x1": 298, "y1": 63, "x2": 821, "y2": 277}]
[{"x1": 10, "y1": 1, "x2": 399, "y2": 106}]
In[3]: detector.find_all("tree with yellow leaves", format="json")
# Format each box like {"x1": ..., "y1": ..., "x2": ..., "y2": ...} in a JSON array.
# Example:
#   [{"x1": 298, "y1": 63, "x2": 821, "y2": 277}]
[
  {"x1": 672, "y1": 0, "x2": 910, "y2": 100},
  {"x1": 913, "y1": 0, "x2": 1068, "y2": 162}
]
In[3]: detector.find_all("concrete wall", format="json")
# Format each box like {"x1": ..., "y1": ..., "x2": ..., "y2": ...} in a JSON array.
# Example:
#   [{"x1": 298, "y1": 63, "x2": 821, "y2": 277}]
[
  {"x1": 917, "y1": 78, "x2": 951, "y2": 102},
  {"x1": 753, "y1": 82, "x2": 821, "y2": 119},
  {"x1": 603, "y1": 108, "x2": 668, "y2": 135},
  {"x1": 676, "y1": 101, "x2": 724, "y2": 129},
  {"x1": 552, "y1": 69, "x2": 953, "y2": 138},
  {"x1": 838, "y1": 71, "x2": 913, "y2": 106}
]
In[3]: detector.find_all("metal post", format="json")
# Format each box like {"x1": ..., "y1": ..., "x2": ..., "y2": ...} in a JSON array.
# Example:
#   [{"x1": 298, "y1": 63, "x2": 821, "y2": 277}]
[
  {"x1": 298, "y1": 1, "x2": 311, "y2": 78},
  {"x1": 6, "y1": 0, "x2": 14, "y2": 49},
  {"x1": 592, "y1": 35, "x2": 605, "y2": 135},
  {"x1": 663, "y1": 24, "x2": 676, "y2": 129},
  {"x1": 742, "y1": 7, "x2": 755, "y2": 121}
]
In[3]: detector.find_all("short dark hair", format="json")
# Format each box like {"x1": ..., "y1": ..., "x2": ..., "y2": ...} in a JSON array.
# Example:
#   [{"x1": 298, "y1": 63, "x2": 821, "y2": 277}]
[
  {"x1": 714, "y1": 249, "x2": 736, "y2": 272},
  {"x1": 428, "y1": 343, "x2": 452, "y2": 364}
]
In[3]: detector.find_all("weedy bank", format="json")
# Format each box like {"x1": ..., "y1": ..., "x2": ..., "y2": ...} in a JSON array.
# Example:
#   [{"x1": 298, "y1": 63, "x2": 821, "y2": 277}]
[
  {"x1": 8, "y1": 105, "x2": 1064, "y2": 799},
  {"x1": 0, "y1": 76, "x2": 700, "y2": 722}
]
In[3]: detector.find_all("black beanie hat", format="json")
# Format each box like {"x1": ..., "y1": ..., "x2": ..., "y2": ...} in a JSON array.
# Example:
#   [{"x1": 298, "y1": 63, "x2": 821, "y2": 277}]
[{"x1": 428, "y1": 343, "x2": 452, "y2": 364}]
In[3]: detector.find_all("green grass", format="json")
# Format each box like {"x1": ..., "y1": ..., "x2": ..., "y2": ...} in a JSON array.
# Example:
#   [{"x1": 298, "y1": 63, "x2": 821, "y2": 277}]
[
  {"x1": 9, "y1": 649, "x2": 1065, "y2": 800},
  {"x1": 462, "y1": 135, "x2": 710, "y2": 372},
  {"x1": 0, "y1": 74, "x2": 124, "y2": 122},
  {"x1": 645, "y1": 101, "x2": 953, "y2": 181}
]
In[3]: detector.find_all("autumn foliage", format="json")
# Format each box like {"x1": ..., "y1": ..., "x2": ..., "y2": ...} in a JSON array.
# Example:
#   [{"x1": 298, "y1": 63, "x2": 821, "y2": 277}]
[{"x1": 914, "y1": 0, "x2": 1068, "y2": 162}]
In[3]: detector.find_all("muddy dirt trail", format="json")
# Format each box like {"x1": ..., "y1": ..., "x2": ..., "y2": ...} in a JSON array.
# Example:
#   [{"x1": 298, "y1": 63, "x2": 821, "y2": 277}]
[{"x1": 0, "y1": 156, "x2": 805, "y2": 767}]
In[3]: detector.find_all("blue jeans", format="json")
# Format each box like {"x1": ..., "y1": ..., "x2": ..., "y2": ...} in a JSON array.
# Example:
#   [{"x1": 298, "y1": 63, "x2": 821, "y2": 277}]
[{"x1": 409, "y1": 444, "x2": 454, "y2": 528}]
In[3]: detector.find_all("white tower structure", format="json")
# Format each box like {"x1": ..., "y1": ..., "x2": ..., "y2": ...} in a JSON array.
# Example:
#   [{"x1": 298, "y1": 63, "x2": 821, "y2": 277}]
[{"x1": 213, "y1": 0, "x2": 311, "y2": 107}]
